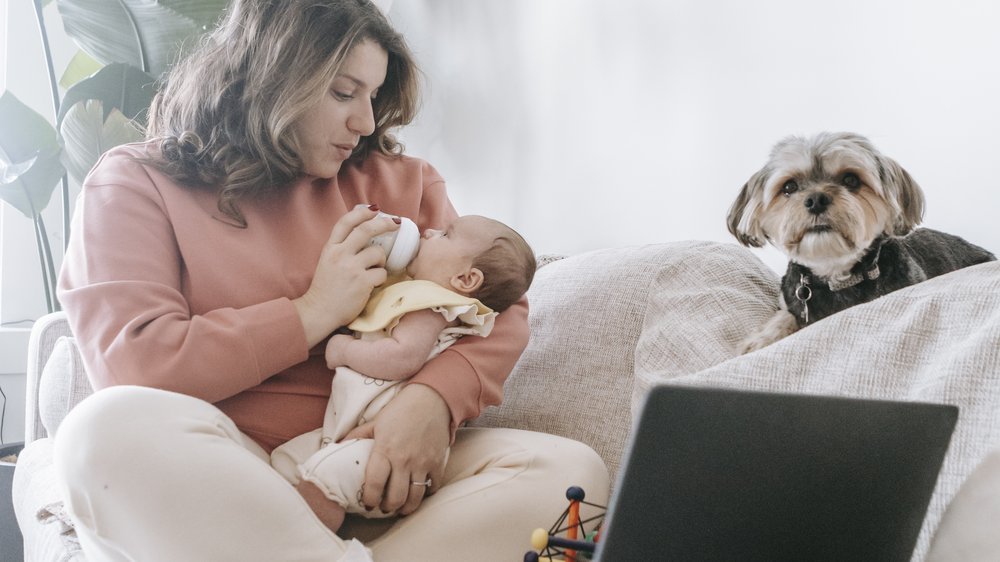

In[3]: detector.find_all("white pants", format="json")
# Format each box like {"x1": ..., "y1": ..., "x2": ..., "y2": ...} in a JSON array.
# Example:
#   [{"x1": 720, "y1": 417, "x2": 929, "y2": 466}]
[{"x1": 53, "y1": 386, "x2": 610, "y2": 562}]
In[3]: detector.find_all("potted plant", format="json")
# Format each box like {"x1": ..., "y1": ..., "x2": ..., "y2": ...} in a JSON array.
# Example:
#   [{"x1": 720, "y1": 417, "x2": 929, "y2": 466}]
[{"x1": 0, "y1": 0, "x2": 227, "y2": 313}]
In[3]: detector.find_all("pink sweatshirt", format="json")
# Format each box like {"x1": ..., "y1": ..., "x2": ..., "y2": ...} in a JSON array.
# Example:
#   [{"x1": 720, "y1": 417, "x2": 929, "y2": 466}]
[{"x1": 58, "y1": 142, "x2": 529, "y2": 452}]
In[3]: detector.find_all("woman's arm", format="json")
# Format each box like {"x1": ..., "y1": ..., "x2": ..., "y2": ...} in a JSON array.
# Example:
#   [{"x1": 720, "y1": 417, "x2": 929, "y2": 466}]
[
  {"x1": 325, "y1": 308, "x2": 451, "y2": 379},
  {"x1": 58, "y1": 147, "x2": 398, "y2": 403},
  {"x1": 410, "y1": 296, "x2": 530, "y2": 429}
]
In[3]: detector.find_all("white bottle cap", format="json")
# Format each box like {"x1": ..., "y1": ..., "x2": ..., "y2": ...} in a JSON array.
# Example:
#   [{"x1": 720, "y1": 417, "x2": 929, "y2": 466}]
[
  {"x1": 384, "y1": 217, "x2": 419, "y2": 274},
  {"x1": 357, "y1": 205, "x2": 421, "y2": 274}
]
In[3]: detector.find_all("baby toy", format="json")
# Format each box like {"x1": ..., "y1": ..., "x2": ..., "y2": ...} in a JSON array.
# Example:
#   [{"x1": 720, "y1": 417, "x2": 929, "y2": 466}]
[{"x1": 524, "y1": 486, "x2": 606, "y2": 562}]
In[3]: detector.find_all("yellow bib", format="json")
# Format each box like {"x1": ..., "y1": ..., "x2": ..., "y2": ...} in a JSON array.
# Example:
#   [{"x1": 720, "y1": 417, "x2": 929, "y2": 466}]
[{"x1": 348, "y1": 279, "x2": 493, "y2": 334}]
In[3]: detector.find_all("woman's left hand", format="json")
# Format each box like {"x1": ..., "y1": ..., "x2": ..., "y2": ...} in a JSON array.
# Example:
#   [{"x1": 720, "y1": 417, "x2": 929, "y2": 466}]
[{"x1": 340, "y1": 383, "x2": 451, "y2": 515}]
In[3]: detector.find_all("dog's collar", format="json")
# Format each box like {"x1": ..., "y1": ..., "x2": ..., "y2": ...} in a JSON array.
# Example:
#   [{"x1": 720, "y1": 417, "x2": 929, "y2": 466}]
[
  {"x1": 821, "y1": 237, "x2": 886, "y2": 291},
  {"x1": 826, "y1": 263, "x2": 880, "y2": 291},
  {"x1": 795, "y1": 236, "x2": 886, "y2": 293}
]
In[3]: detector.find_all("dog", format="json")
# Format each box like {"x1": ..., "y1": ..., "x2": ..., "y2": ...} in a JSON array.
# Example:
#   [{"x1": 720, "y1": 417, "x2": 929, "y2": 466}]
[{"x1": 727, "y1": 132, "x2": 995, "y2": 354}]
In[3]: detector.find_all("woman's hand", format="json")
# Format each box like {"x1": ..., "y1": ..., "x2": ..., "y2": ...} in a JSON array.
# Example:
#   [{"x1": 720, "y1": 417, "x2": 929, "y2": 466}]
[
  {"x1": 341, "y1": 384, "x2": 451, "y2": 516},
  {"x1": 294, "y1": 205, "x2": 399, "y2": 348}
]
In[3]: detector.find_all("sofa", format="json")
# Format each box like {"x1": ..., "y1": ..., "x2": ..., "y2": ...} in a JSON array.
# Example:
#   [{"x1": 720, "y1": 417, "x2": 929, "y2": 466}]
[{"x1": 14, "y1": 240, "x2": 1000, "y2": 560}]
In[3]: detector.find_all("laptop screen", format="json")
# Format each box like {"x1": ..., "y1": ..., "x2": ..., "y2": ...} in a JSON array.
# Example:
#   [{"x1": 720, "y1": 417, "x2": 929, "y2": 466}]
[{"x1": 595, "y1": 386, "x2": 957, "y2": 562}]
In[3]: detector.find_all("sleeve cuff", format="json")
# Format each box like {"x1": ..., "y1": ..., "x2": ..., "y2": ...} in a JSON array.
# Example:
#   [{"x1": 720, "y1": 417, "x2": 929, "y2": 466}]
[{"x1": 240, "y1": 297, "x2": 311, "y2": 383}]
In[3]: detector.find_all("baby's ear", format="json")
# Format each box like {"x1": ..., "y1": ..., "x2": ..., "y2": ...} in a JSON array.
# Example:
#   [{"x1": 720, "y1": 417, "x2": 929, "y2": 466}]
[{"x1": 450, "y1": 268, "x2": 485, "y2": 295}]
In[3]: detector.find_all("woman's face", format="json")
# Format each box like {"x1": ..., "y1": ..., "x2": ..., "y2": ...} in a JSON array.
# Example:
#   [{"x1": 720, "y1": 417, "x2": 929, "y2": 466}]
[{"x1": 297, "y1": 39, "x2": 388, "y2": 178}]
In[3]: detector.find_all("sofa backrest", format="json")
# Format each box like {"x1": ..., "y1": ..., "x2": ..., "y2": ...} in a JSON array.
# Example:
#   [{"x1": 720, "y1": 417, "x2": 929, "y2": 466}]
[{"x1": 470, "y1": 241, "x2": 781, "y2": 480}]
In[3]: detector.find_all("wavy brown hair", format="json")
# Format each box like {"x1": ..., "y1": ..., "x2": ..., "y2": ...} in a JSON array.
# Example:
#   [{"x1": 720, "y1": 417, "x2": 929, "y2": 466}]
[{"x1": 144, "y1": 0, "x2": 419, "y2": 227}]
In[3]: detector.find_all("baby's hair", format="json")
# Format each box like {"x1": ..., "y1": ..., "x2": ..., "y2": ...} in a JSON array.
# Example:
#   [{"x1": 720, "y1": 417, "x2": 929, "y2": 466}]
[{"x1": 472, "y1": 220, "x2": 536, "y2": 312}]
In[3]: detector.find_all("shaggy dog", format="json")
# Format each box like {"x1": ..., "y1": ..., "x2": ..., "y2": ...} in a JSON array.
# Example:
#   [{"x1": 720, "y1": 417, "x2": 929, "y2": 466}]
[{"x1": 727, "y1": 132, "x2": 995, "y2": 353}]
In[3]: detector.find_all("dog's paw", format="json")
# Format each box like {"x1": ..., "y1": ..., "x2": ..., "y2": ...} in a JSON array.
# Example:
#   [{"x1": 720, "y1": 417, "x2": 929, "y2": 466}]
[
  {"x1": 738, "y1": 334, "x2": 774, "y2": 355},
  {"x1": 738, "y1": 310, "x2": 799, "y2": 354}
]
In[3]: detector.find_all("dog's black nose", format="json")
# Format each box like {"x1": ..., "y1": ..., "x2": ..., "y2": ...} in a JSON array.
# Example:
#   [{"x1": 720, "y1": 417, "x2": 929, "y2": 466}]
[{"x1": 804, "y1": 193, "x2": 831, "y2": 215}]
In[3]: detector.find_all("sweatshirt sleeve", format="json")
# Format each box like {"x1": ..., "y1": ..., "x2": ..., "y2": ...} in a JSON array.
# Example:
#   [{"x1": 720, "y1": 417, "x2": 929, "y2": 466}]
[
  {"x1": 57, "y1": 148, "x2": 310, "y2": 403},
  {"x1": 409, "y1": 297, "x2": 529, "y2": 430}
]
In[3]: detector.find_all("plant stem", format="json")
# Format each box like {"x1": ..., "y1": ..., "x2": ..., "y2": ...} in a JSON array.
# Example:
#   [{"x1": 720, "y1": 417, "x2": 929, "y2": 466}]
[
  {"x1": 33, "y1": 217, "x2": 55, "y2": 314},
  {"x1": 32, "y1": 0, "x2": 72, "y2": 251},
  {"x1": 37, "y1": 216, "x2": 61, "y2": 311}
]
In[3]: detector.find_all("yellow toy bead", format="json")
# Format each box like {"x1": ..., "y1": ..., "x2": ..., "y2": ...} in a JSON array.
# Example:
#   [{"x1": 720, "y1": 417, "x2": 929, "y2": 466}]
[{"x1": 531, "y1": 528, "x2": 550, "y2": 550}]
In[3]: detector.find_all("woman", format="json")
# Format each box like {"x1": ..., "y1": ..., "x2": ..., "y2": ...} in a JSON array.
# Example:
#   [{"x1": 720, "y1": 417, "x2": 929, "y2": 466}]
[{"x1": 54, "y1": 0, "x2": 609, "y2": 560}]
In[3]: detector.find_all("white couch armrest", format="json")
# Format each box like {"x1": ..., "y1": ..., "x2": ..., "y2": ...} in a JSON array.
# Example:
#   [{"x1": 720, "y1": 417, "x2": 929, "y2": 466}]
[
  {"x1": 25, "y1": 313, "x2": 73, "y2": 443},
  {"x1": 25, "y1": 312, "x2": 93, "y2": 443}
]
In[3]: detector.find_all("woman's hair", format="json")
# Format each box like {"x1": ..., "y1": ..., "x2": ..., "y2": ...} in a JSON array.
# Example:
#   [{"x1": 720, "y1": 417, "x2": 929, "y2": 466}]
[
  {"x1": 145, "y1": 0, "x2": 419, "y2": 226},
  {"x1": 472, "y1": 222, "x2": 537, "y2": 313}
]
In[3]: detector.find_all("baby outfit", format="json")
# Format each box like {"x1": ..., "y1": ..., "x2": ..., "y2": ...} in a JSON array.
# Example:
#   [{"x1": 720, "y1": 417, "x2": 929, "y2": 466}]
[{"x1": 270, "y1": 280, "x2": 495, "y2": 516}]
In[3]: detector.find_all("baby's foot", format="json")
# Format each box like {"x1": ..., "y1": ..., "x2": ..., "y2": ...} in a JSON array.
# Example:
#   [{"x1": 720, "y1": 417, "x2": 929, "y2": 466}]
[{"x1": 296, "y1": 480, "x2": 347, "y2": 533}]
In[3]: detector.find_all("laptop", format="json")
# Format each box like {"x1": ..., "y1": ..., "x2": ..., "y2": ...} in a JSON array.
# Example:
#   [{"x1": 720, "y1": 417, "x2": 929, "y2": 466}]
[{"x1": 593, "y1": 385, "x2": 958, "y2": 562}]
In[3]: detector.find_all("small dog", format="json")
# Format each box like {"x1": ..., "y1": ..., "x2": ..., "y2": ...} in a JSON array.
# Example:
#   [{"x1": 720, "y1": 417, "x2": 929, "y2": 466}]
[{"x1": 727, "y1": 132, "x2": 995, "y2": 353}]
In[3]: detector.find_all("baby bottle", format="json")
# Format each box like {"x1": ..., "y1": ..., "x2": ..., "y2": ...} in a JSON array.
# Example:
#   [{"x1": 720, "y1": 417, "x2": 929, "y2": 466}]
[{"x1": 355, "y1": 204, "x2": 420, "y2": 274}]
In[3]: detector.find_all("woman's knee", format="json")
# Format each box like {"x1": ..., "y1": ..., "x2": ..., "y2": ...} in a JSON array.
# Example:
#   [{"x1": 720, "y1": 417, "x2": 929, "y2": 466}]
[
  {"x1": 57, "y1": 386, "x2": 149, "y2": 454},
  {"x1": 531, "y1": 432, "x2": 609, "y2": 483},
  {"x1": 483, "y1": 428, "x2": 610, "y2": 492},
  {"x1": 54, "y1": 386, "x2": 218, "y2": 482}
]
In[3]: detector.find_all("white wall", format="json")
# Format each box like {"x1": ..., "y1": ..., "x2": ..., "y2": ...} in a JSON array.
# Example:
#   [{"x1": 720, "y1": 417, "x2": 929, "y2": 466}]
[{"x1": 388, "y1": 0, "x2": 1000, "y2": 272}]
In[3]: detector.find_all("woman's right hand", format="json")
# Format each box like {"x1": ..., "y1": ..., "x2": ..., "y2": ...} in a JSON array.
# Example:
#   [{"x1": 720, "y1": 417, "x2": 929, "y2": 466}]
[{"x1": 293, "y1": 205, "x2": 399, "y2": 348}]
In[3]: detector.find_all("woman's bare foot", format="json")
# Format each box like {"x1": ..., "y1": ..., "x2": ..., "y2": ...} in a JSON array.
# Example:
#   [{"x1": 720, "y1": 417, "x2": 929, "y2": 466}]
[{"x1": 296, "y1": 480, "x2": 347, "y2": 533}]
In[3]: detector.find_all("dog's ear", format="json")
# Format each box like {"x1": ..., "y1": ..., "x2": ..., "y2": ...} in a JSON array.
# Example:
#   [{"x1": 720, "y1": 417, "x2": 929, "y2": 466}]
[
  {"x1": 879, "y1": 155, "x2": 925, "y2": 235},
  {"x1": 727, "y1": 169, "x2": 768, "y2": 247}
]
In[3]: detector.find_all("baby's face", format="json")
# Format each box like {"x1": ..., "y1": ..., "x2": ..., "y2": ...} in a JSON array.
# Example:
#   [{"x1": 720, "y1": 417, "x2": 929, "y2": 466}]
[{"x1": 406, "y1": 216, "x2": 498, "y2": 287}]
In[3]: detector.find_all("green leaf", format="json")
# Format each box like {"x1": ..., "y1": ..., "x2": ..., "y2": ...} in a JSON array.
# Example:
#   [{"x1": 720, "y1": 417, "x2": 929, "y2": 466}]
[
  {"x1": 58, "y1": 62, "x2": 156, "y2": 127},
  {"x1": 0, "y1": 92, "x2": 65, "y2": 218},
  {"x1": 59, "y1": 49, "x2": 104, "y2": 90},
  {"x1": 60, "y1": 102, "x2": 144, "y2": 184},
  {"x1": 57, "y1": 0, "x2": 228, "y2": 77}
]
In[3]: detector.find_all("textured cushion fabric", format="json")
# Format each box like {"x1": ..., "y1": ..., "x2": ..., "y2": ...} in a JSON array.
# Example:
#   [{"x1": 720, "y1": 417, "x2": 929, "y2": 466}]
[
  {"x1": 38, "y1": 337, "x2": 93, "y2": 439},
  {"x1": 11, "y1": 438, "x2": 87, "y2": 562},
  {"x1": 25, "y1": 312, "x2": 76, "y2": 443},
  {"x1": 631, "y1": 241, "x2": 780, "y2": 412},
  {"x1": 472, "y1": 244, "x2": 672, "y2": 479},
  {"x1": 471, "y1": 241, "x2": 780, "y2": 481},
  {"x1": 638, "y1": 260, "x2": 1000, "y2": 561}
]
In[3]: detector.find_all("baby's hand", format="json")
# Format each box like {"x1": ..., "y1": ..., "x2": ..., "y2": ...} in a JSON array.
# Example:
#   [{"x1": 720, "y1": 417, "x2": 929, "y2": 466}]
[{"x1": 325, "y1": 334, "x2": 355, "y2": 369}]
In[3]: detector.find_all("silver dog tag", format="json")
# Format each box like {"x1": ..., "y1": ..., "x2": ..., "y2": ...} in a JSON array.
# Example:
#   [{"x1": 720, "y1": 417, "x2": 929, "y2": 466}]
[{"x1": 795, "y1": 275, "x2": 812, "y2": 324}]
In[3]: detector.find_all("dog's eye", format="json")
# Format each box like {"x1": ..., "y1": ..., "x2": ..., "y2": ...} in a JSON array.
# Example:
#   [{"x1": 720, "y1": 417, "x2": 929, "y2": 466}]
[
  {"x1": 781, "y1": 180, "x2": 799, "y2": 195},
  {"x1": 842, "y1": 172, "x2": 861, "y2": 190}
]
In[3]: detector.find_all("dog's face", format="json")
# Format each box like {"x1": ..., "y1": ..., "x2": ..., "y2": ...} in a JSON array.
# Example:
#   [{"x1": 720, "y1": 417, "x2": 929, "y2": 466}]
[{"x1": 727, "y1": 132, "x2": 925, "y2": 277}]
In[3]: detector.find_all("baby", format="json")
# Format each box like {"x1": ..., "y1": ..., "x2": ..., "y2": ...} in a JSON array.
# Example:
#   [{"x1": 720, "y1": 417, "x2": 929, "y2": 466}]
[{"x1": 271, "y1": 214, "x2": 536, "y2": 532}]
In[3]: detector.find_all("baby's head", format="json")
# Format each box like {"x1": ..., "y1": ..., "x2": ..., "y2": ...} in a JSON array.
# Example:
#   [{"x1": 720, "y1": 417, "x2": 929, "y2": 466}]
[{"x1": 406, "y1": 215, "x2": 536, "y2": 312}]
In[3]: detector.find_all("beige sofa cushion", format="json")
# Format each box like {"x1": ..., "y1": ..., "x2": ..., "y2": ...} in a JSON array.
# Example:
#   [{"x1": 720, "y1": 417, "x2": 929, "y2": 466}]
[
  {"x1": 11, "y1": 438, "x2": 86, "y2": 561},
  {"x1": 639, "y1": 260, "x2": 1000, "y2": 560},
  {"x1": 631, "y1": 241, "x2": 780, "y2": 411},
  {"x1": 39, "y1": 337, "x2": 93, "y2": 438}
]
